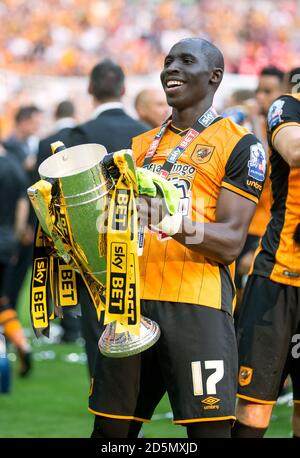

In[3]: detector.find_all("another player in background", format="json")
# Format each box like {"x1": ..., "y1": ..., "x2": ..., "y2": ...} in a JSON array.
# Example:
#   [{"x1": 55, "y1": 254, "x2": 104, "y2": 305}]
[
  {"x1": 233, "y1": 88, "x2": 300, "y2": 438},
  {"x1": 234, "y1": 67, "x2": 285, "y2": 310}
]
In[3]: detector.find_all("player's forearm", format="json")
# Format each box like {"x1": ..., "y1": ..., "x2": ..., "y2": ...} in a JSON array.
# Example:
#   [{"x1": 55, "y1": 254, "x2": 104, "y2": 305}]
[
  {"x1": 15, "y1": 197, "x2": 29, "y2": 240},
  {"x1": 172, "y1": 217, "x2": 245, "y2": 265},
  {"x1": 277, "y1": 138, "x2": 300, "y2": 167},
  {"x1": 284, "y1": 143, "x2": 300, "y2": 167},
  {"x1": 274, "y1": 126, "x2": 300, "y2": 167}
]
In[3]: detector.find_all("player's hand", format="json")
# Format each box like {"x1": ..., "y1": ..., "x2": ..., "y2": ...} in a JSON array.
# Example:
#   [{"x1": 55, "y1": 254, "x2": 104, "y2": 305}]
[
  {"x1": 24, "y1": 155, "x2": 36, "y2": 172},
  {"x1": 19, "y1": 225, "x2": 34, "y2": 245},
  {"x1": 137, "y1": 195, "x2": 168, "y2": 228},
  {"x1": 238, "y1": 250, "x2": 255, "y2": 275}
]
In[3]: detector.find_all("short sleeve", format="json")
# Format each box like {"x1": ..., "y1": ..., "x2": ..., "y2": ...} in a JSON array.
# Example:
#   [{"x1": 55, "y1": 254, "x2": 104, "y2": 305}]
[
  {"x1": 267, "y1": 95, "x2": 300, "y2": 146},
  {"x1": 221, "y1": 133, "x2": 267, "y2": 204}
]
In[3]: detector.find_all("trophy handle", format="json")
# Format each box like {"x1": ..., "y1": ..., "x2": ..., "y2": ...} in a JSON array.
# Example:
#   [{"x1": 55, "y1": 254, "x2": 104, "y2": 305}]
[{"x1": 98, "y1": 316, "x2": 160, "y2": 358}]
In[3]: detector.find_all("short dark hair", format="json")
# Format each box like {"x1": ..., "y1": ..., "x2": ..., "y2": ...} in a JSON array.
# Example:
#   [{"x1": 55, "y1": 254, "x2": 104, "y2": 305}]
[
  {"x1": 231, "y1": 89, "x2": 255, "y2": 104},
  {"x1": 54, "y1": 100, "x2": 75, "y2": 119},
  {"x1": 178, "y1": 37, "x2": 224, "y2": 72},
  {"x1": 15, "y1": 105, "x2": 41, "y2": 123},
  {"x1": 259, "y1": 66, "x2": 285, "y2": 82},
  {"x1": 89, "y1": 59, "x2": 125, "y2": 101}
]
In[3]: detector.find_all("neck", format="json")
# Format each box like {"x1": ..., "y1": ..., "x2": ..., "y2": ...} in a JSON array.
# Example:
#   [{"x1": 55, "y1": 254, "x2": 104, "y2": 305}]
[
  {"x1": 93, "y1": 97, "x2": 121, "y2": 108},
  {"x1": 171, "y1": 97, "x2": 213, "y2": 130},
  {"x1": 14, "y1": 130, "x2": 27, "y2": 141}
]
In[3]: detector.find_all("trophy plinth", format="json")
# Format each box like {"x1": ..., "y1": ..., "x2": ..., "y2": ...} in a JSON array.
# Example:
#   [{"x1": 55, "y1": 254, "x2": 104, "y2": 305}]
[{"x1": 99, "y1": 316, "x2": 160, "y2": 358}]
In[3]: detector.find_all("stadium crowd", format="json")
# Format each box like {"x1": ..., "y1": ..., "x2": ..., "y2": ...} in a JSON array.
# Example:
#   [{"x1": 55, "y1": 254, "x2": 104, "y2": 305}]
[{"x1": 0, "y1": 0, "x2": 300, "y2": 77}]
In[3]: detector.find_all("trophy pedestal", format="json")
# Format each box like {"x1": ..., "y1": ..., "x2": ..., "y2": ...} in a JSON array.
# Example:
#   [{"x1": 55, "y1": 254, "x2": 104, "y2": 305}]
[{"x1": 98, "y1": 316, "x2": 160, "y2": 358}]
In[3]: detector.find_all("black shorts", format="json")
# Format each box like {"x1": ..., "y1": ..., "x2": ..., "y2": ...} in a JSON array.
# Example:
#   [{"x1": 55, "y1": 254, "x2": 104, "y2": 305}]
[
  {"x1": 236, "y1": 274, "x2": 300, "y2": 404},
  {"x1": 89, "y1": 300, "x2": 238, "y2": 424}
]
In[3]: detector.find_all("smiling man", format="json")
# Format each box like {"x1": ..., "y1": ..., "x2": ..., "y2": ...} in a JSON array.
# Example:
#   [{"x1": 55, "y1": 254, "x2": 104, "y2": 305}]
[{"x1": 89, "y1": 38, "x2": 267, "y2": 439}]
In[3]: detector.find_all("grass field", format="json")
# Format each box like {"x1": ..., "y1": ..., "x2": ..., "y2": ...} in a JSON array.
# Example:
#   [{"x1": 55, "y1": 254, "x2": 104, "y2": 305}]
[{"x1": 0, "y1": 273, "x2": 294, "y2": 438}]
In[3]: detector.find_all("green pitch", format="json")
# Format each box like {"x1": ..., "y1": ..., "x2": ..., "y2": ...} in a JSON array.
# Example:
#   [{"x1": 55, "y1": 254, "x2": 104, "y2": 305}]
[{"x1": 0, "y1": 274, "x2": 293, "y2": 438}]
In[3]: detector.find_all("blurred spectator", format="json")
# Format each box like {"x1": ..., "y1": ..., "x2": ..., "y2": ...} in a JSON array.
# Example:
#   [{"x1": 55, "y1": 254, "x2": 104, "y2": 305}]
[
  {"x1": 66, "y1": 58, "x2": 148, "y2": 374},
  {"x1": 135, "y1": 88, "x2": 169, "y2": 128},
  {"x1": 36, "y1": 99, "x2": 76, "y2": 171},
  {"x1": 0, "y1": 143, "x2": 32, "y2": 377},
  {"x1": 3, "y1": 105, "x2": 43, "y2": 172},
  {"x1": 222, "y1": 89, "x2": 256, "y2": 127},
  {"x1": 226, "y1": 89, "x2": 256, "y2": 107},
  {"x1": 67, "y1": 58, "x2": 148, "y2": 149},
  {"x1": 54, "y1": 99, "x2": 76, "y2": 130},
  {"x1": 2, "y1": 105, "x2": 43, "y2": 313},
  {"x1": 0, "y1": 0, "x2": 296, "y2": 78}
]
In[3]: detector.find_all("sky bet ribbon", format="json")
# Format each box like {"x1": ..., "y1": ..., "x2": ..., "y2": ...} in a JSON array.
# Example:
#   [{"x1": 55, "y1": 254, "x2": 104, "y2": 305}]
[
  {"x1": 29, "y1": 180, "x2": 81, "y2": 336},
  {"x1": 30, "y1": 223, "x2": 51, "y2": 336},
  {"x1": 104, "y1": 151, "x2": 140, "y2": 336},
  {"x1": 28, "y1": 139, "x2": 89, "y2": 336}
]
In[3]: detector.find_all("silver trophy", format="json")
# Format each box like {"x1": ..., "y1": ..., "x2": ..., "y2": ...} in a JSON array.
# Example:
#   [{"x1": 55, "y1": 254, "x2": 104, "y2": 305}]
[{"x1": 28, "y1": 143, "x2": 160, "y2": 357}]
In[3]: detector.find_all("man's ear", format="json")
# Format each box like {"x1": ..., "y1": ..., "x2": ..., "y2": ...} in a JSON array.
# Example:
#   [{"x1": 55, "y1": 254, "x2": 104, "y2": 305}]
[
  {"x1": 120, "y1": 85, "x2": 125, "y2": 97},
  {"x1": 210, "y1": 68, "x2": 223, "y2": 85},
  {"x1": 88, "y1": 80, "x2": 94, "y2": 96}
]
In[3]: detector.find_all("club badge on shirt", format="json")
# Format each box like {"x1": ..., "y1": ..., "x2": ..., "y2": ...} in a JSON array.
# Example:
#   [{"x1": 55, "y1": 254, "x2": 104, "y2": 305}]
[
  {"x1": 248, "y1": 142, "x2": 266, "y2": 182},
  {"x1": 191, "y1": 144, "x2": 215, "y2": 165},
  {"x1": 268, "y1": 99, "x2": 285, "y2": 129}
]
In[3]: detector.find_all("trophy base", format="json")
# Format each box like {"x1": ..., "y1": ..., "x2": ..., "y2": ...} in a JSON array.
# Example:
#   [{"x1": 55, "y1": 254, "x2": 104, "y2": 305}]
[{"x1": 98, "y1": 316, "x2": 160, "y2": 358}]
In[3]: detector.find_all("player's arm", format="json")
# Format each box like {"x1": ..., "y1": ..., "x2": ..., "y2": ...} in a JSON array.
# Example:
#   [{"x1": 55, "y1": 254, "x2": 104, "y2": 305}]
[
  {"x1": 173, "y1": 189, "x2": 256, "y2": 265},
  {"x1": 273, "y1": 125, "x2": 300, "y2": 167},
  {"x1": 15, "y1": 197, "x2": 29, "y2": 241},
  {"x1": 13, "y1": 163, "x2": 30, "y2": 241},
  {"x1": 268, "y1": 95, "x2": 300, "y2": 167}
]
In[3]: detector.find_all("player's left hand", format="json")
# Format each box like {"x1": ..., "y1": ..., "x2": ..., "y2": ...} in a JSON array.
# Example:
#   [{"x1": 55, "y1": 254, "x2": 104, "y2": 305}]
[{"x1": 137, "y1": 195, "x2": 168, "y2": 228}]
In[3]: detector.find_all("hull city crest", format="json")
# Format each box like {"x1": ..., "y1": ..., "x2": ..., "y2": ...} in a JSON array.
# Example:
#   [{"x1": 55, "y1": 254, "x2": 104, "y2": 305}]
[{"x1": 191, "y1": 144, "x2": 215, "y2": 165}]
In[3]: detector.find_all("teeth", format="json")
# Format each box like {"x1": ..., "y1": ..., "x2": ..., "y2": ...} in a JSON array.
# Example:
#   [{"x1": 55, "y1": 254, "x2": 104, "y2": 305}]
[{"x1": 166, "y1": 80, "x2": 184, "y2": 88}]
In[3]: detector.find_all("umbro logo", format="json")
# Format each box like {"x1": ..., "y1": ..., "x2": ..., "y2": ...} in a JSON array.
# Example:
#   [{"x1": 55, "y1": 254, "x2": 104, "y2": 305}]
[{"x1": 201, "y1": 396, "x2": 220, "y2": 410}]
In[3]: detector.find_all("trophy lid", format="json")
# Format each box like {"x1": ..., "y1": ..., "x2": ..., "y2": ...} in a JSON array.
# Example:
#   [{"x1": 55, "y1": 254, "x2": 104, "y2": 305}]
[{"x1": 38, "y1": 143, "x2": 107, "y2": 179}]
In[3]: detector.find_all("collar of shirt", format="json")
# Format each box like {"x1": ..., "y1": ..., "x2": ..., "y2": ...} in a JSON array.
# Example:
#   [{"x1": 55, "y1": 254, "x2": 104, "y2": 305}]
[
  {"x1": 54, "y1": 117, "x2": 76, "y2": 131},
  {"x1": 91, "y1": 102, "x2": 124, "y2": 119}
]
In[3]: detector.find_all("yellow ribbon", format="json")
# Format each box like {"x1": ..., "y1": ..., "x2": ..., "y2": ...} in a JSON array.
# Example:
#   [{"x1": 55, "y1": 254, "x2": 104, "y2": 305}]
[{"x1": 104, "y1": 153, "x2": 140, "y2": 336}]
